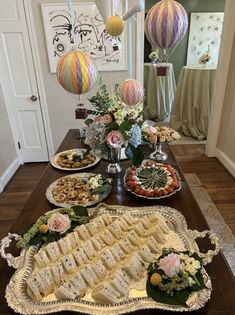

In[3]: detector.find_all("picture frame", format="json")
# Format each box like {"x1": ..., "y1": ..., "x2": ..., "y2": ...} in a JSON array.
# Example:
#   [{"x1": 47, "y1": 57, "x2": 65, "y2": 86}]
[
  {"x1": 186, "y1": 12, "x2": 224, "y2": 67},
  {"x1": 41, "y1": 1, "x2": 127, "y2": 73}
]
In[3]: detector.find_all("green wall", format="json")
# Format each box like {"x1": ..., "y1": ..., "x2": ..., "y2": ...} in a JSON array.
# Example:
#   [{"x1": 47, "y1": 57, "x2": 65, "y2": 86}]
[{"x1": 145, "y1": 0, "x2": 225, "y2": 81}]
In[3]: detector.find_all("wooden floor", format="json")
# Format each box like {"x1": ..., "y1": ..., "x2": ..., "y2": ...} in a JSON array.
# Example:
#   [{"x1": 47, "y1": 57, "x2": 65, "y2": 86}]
[
  {"x1": 171, "y1": 144, "x2": 235, "y2": 235},
  {"x1": 0, "y1": 144, "x2": 234, "y2": 240},
  {"x1": 0, "y1": 163, "x2": 47, "y2": 240}
]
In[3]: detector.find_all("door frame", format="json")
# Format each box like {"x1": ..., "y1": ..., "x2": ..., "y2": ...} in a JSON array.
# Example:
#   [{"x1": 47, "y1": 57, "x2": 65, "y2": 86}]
[
  {"x1": 206, "y1": 0, "x2": 235, "y2": 157},
  {"x1": 125, "y1": 0, "x2": 145, "y2": 84},
  {"x1": 22, "y1": 0, "x2": 54, "y2": 159}
]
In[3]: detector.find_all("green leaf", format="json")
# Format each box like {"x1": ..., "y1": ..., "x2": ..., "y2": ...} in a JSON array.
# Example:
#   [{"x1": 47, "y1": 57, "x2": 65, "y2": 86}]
[
  {"x1": 19, "y1": 223, "x2": 34, "y2": 236},
  {"x1": 122, "y1": 131, "x2": 130, "y2": 141},
  {"x1": 71, "y1": 205, "x2": 88, "y2": 217},
  {"x1": 146, "y1": 277, "x2": 190, "y2": 307},
  {"x1": 92, "y1": 184, "x2": 112, "y2": 195},
  {"x1": 119, "y1": 120, "x2": 132, "y2": 132},
  {"x1": 84, "y1": 118, "x2": 93, "y2": 126},
  {"x1": 106, "y1": 121, "x2": 119, "y2": 133},
  {"x1": 28, "y1": 234, "x2": 43, "y2": 245}
]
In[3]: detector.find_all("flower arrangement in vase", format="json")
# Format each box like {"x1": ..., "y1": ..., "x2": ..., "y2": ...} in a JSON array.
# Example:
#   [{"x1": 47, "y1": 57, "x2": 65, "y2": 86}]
[
  {"x1": 199, "y1": 45, "x2": 212, "y2": 68},
  {"x1": 84, "y1": 79, "x2": 144, "y2": 173},
  {"x1": 149, "y1": 49, "x2": 160, "y2": 64}
]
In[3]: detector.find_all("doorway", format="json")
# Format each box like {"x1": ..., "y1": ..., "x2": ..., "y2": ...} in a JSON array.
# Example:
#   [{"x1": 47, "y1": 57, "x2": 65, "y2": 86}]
[{"x1": 0, "y1": 0, "x2": 50, "y2": 163}]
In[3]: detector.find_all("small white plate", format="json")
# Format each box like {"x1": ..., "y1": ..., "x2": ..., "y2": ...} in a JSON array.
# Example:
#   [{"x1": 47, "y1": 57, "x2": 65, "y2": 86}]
[{"x1": 50, "y1": 149, "x2": 100, "y2": 171}]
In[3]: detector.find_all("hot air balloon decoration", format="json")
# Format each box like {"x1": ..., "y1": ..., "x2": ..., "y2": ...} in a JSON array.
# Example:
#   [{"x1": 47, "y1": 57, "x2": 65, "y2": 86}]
[
  {"x1": 119, "y1": 79, "x2": 144, "y2": 106},
  {"x1": 145, "y1": 0, "x2": 188, "y2": 61},
  {"x1": 106, "y1": 15, "x2": 124, "y2": 37},
  {"x1": 56, "y1": 50, "x2": 98, "y2": 95}
]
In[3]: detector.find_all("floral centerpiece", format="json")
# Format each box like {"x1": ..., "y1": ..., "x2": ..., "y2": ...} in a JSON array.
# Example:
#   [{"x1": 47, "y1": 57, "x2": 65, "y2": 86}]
[
  {"x1": 84, "y1": 79, "x2": 144, "y2": 170},
  {"x1": 146, "y1": 248, "x2": 207, "y2": 307}
]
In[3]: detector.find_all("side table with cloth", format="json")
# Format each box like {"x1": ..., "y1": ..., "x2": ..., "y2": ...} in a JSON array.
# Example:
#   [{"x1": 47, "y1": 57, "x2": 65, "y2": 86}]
[
  {"x1": 144, "y1": 63, "x2": 176, "y2": 121},
  {"x1": 170, "y1": 66, "x2": 216, "y2": 140}
]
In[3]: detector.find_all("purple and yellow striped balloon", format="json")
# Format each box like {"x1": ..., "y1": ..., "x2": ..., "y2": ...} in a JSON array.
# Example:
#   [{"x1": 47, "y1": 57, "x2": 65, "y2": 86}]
[
  {"x1": 119, "y1": 79, "x2": 144, "y2": 106},
  {"x1": 56, "y1": 50, "x2": 98, "y2": 95},
  {"x1": 145, "y1": 0, "x2": 188, "y2": 49}
]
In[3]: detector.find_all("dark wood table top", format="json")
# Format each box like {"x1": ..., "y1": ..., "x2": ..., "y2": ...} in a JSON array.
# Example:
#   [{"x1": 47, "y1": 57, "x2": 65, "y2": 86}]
[{"x1": 1, "y1": 129, "x2": 235, "y2": 315}]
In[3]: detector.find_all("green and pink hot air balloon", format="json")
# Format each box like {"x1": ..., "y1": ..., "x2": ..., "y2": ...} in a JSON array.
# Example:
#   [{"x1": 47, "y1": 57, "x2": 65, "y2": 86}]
[
  {"x1": 145, "y1": 0, "x2": 188, "y2": 61},
  {"x1": 56, "y1": 50, "x2": 98, "y2": 95}
]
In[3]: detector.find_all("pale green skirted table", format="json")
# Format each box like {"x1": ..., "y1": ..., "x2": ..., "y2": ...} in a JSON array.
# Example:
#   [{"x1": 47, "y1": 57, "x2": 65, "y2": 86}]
[
  {"x1": 144, "y1": 63, "x2": 176, "y2": 121},
  {"x1": 170, "y1": 66, "x2": 216, "y2": 140}
]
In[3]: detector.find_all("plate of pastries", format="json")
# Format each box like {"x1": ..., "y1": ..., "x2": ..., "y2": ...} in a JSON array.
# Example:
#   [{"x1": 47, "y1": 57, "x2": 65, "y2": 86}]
[{"x1": 50, "y1": 149, "x2": 100, "y2": 171}]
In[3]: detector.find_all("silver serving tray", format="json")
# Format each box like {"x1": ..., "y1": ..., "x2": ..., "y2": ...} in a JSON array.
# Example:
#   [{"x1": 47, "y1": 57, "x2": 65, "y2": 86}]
[
  {"x1": 1, "y1": 205, "x2": 220, "y2": 314},
  {"x1": 46, "y1": 173, "x2": 112, "y2": 208}
]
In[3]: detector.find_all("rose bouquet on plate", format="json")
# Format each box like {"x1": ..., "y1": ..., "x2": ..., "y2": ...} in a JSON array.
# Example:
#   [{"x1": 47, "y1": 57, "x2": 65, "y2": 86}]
[
  {"x1": 16, "y1": 206, "x2": 98, "y2": 248},
  {"x1": 84, "y1": 79, "x2": 144, "y2": 167},
  {"x1": 146, "y1": 248, "x2": 207, "y2": 307}
]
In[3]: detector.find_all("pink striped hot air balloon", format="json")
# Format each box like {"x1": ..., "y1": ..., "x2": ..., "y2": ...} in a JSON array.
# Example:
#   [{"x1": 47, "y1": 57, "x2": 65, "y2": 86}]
[
  {"x1": 56, "y1": 50, "x2": 98, "y2": 95},
  {"x1": 119, "y1": 79, "x2": 144, "y2": 106},
  {"x1": 145, "y1": 0, "x2": 188, "y2": 57}
]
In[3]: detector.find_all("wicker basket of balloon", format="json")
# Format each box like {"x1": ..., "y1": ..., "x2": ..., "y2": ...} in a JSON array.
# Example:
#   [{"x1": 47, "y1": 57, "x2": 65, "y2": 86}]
[{"x1": 154, "y1": 63, "x2": 170, "y2": 77}]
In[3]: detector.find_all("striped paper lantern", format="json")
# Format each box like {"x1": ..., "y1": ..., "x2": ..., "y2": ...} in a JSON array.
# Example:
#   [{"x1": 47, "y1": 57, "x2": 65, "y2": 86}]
[
  {"x1": 56, "y1": 50, "x2": 98, "y2": 95},
  {"x1": 119, "y1": 79, "x2": 144, "y2": 106},
  {"x1": 106, "y1": 15, "x2": 124, "y2": 37},
  {"x1": 145, "y1": 0, "x2": 188, "y2": 49}
]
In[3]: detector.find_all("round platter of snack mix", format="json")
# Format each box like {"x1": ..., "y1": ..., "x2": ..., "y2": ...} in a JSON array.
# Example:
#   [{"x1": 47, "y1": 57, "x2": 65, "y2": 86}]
[{"x1": 50, "y1": 149, "x2": 100, "y2": 171}]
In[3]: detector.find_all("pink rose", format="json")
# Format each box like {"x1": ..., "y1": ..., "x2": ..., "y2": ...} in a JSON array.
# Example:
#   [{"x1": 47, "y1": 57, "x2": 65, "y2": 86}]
[
  {"x1": 159, "y1": 253, "x2": 181, "y2": 278},
  {"x1": 47, "y1": 213, "x2": 71, "y2": 234},
  {"x1": 94, "y1": 114, "x2": 112, "y2": 125},
  {"x1": 106, "y1": 130, "x2": 124, "y2": 148}
]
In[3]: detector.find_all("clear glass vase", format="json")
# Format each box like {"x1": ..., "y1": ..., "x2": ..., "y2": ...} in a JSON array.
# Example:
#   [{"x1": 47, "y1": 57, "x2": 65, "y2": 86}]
[
  {"x1": 107, "y1": 145, "x2": 122, "y2": 174},
  {"x1": 149, "y1": 142, "x2": 168, "y2": 161}
]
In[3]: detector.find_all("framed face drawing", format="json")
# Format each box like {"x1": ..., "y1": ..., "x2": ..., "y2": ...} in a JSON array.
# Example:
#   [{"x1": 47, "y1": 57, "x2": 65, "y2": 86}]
[{"x1": 41, "y1": 2, "x2": 127, "y2": 73}]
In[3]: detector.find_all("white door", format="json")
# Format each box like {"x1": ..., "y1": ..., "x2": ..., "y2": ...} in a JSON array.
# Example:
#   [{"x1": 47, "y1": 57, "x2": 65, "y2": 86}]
[{"x1": 0, "y1": 0, "x2": 48, "y2": 162}]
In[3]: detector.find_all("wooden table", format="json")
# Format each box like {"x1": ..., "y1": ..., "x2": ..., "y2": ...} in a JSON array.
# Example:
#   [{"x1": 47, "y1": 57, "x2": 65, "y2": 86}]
[{"x1": 1, "y1": 129, "x2": 235, "y2": 315}]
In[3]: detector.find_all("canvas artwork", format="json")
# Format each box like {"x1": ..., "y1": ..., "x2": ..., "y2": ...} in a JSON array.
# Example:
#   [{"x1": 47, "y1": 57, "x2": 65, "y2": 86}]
[
  {"x1": 41, "y1": 2, "x2": 127, "y2": 73},
  {"x1": 186, "y1": 12, "x2": 224, "y2": 67}
]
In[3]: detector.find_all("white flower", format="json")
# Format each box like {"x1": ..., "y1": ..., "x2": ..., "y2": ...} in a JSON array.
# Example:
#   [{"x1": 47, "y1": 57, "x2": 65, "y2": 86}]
[
  {"x1": 188, "y1": 276, "x2": 196, "y2": 287},
  {"x1": 183, "y1": 257, "x2": 201, "y2": 276},
  {"x1": 88, "y1": 174, "x2": 102, "y2": 189},
  {"x1": 67, "y1": 151, "x2": 77, "y2": 161}
]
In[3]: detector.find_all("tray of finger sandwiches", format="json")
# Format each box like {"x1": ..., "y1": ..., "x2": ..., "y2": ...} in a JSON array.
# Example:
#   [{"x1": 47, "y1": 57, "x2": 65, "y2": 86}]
[{"x1": 0, "y1": 204, "x2": 220, "y2": 314}]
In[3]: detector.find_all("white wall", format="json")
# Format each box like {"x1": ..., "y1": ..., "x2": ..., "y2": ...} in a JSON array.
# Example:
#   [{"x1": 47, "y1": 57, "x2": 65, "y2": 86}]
[
  {"x1": 216, "y1": 34, "x2": 235, "y2": 177},
  {"x1": 31, "y1": 0, "x2": 139, "y2": 150},
  {"x1": 206, "y1": 0, "x2": 235, "y2": 177},
  {"x1": 0, "y1": 82, "x2": 18, "y2": 191}
]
